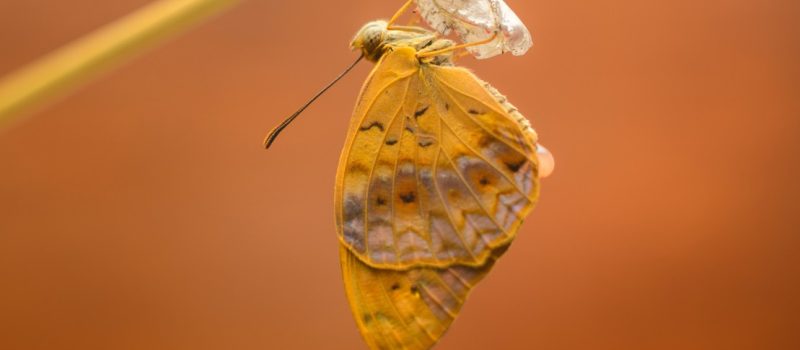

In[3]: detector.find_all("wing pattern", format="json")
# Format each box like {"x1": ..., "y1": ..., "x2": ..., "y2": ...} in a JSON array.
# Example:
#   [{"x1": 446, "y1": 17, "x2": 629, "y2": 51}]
[
  {"x1": 334, "y1": 46, "x2": 540, "y2": 350},
  {"x1": 340, "y1": 244, "x2": 507, "y2": 350},
  {"x1": 335, "y1": 47, "x2": 539, "y2": 270}
]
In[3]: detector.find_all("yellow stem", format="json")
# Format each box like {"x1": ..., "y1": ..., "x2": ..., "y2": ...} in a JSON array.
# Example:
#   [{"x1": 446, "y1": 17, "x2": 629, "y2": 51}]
[{"x1": 0, "y1": 0, "x2": 239, "y2": 127}]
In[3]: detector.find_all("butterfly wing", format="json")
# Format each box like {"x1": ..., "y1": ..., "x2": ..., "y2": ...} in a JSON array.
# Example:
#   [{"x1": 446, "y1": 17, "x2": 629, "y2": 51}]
[
  {"x1": 336, "y1": 46, "x2": 539, "y2": 270},
  {"x1": 340, "y1": 243, "x2": 506, "y2": 350},
  {"x1": 336, "y1": 46, "x2": 539, "y2": 349}
]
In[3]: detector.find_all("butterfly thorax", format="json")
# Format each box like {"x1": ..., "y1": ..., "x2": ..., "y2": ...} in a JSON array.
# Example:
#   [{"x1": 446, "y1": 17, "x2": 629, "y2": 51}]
[{"x1": 351, "y1": 20, "x2": 455, "y2": 65}]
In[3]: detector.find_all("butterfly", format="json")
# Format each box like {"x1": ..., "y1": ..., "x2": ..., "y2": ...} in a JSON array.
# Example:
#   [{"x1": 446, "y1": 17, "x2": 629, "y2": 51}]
[{"x1": 265, "y1": 2, "x2": 547, "y2": 349}]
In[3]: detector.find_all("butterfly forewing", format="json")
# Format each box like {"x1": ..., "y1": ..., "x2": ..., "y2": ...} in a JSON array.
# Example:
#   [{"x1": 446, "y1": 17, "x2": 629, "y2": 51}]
[{"x1": 336, "y1": 47, "x2": 539, "y2": 270}]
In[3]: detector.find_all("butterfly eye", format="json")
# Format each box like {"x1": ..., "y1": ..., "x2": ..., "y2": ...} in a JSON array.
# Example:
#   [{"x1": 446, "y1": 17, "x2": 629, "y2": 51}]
[{"x1": 351, "y1": 21, "x2": 389, "y2": 61}]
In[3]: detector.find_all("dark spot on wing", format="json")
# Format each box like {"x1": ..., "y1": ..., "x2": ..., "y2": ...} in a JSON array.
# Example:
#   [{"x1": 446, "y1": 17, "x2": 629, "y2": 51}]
[
  {"x1": 390, "y1": 282, "x2": 400, "y2": 291},
  {"x1": 448, "y1": 189, "x2": 461, "y2": 200},
  {"x1": 410, "y1": 284, "x2": 419, "y2": 296},
  {"x1": 477, "y1": 135, "x2": 491, "y2": 148},
  {"x1": 362, "y1": 314, "x2": 373, "y2": 324},
  {"x1": 376, "y1": 196, "x2": 387, "y2": 206},
  {"x1": 444, "y1": 103, "x2": 450, "y2": 111},
  {"x1": 418, "y1": 139, "x2": 434, "y2": 148},
  {"x1": 414, "y1": 105, "x2": 429, "y2": 118},
  {"x1": 385, "y1": 139, "x2": 398, "y2": 146},
  {"x1": 359, "y1": 121, "x2": 384, "y2": 132},
  {"x1": 468, "y1": 109, "x2": 481, "y2": 115},
  {"x1": 404, "y1": 126, "x2": 415, "y2": 134},
  {"x1": 400, "y1": 191, "x2": 416, "y2": 203},
  {"x1": 479, "y1": 176, "x2": 490, "y2": 186},
  {"x1": 505, "y1": 159, "x2": 526, "y2": 173},
  {"x1": 348, "y1": 163, "x2": 371, "y2": 174}
]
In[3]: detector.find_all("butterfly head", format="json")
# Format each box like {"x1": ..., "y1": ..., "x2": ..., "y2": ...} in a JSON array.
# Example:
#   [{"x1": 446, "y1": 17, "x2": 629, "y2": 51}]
[
  {"x1": 352, "y1": 20, "x2": 454, "y2": 65},
  {"x1": 351, "y1": 20, "x2": 389, "y2": 62}
]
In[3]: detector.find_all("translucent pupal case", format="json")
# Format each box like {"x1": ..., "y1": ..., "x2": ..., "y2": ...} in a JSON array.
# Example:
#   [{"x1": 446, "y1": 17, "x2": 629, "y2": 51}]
[{"x1": 416, "y1": 0, "x2": 533, "y2": 59}]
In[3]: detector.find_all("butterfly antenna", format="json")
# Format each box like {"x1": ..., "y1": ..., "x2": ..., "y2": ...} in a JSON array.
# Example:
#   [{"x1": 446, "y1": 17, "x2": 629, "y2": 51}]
[{"x1": 263, "y1": 54, "x2": 365, "y2": 149}]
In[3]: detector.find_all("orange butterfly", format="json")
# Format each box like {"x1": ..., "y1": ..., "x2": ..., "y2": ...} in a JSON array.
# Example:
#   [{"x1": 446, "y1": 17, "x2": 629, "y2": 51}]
[{"x1": 266, "y1": 2, "x2": 549, "y2": 349}]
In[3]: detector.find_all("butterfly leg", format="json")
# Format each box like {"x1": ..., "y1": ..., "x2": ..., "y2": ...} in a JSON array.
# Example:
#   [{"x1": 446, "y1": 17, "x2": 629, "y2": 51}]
[
  {"x1": 386, "y1": 25, "x2": 429, "y2": 34},
  {"x1": 387, "y1": 0, "x2": 415, "y2": 29},
  {"x1": 415, "y1": 38, "x2": 457, "y2": 64},
  {"x1": 417, "y1": 32, "x2": 499, "y2": 59},
  {"x1": 452, "y1": 50, "x2": 471, "y2": 63}
]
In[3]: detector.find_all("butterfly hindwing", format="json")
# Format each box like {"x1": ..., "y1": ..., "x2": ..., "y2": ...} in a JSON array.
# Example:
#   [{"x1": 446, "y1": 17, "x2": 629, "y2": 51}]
[{"x1": 340, "y1": 244, "x2": 506, "y2": 350}]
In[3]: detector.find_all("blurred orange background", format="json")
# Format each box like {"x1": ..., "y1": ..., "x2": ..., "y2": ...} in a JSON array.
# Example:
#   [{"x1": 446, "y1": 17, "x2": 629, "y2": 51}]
[{"x1": 1, "y1": 1, "x2": 798, "y2": 349}]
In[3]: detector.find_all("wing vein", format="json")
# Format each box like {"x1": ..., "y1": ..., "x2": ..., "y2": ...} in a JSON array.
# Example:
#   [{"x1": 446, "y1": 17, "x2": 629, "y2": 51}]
[
  {"x1": 377, "y1": 277, "x2": 434, "y2": 347},
  {"x1": 446, "y1": 268, "x2": 474, "y2": 289},
  {"x1": 339, "y1": 71, "x2": 415, "y2": 253},
  {"x1": 431, "y1": 271, "x2": 465, "y2": 304},
  {"x1": 438, "y1": 115, "x2": 531, "y2": 200},
  {"x1": 348, "y1": 250, "x2": 396, "y2": 348},
  {"x1": 363, "y1": 76, "x2": 413, "y2": 260},
  {"x1": 413, "y1": 122, "x2": 435, "y2": 259},
  {"x1": 432, "y1": 145, "x2": 479, "y2": 264},
  {"x1": 375, "y1": 276, "x2": 420, "y2": 347},
  {"x1": 439, "y1": 127, "x2": 515, "y2": 240},
  {"x1": 420, "y1": 283, "x2": 457, "y2": 319},
  {"x1": 434, "y1": 75, "x2": 536, "y2": 163},
  {"x1": 389, "y1": 115, "x2": 406, "y2": 261}
]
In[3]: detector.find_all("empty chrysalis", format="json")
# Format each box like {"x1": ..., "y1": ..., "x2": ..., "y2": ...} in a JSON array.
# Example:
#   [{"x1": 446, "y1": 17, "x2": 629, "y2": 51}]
[{"x1": 415, "y1": 0, "x2": 533, "y2": 59}]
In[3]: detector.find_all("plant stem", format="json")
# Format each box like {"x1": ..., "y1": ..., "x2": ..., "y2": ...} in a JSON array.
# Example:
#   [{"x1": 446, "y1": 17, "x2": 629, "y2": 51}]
[{"x1": 0, "y1": 0, "x2": 239, "y2": 127}]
